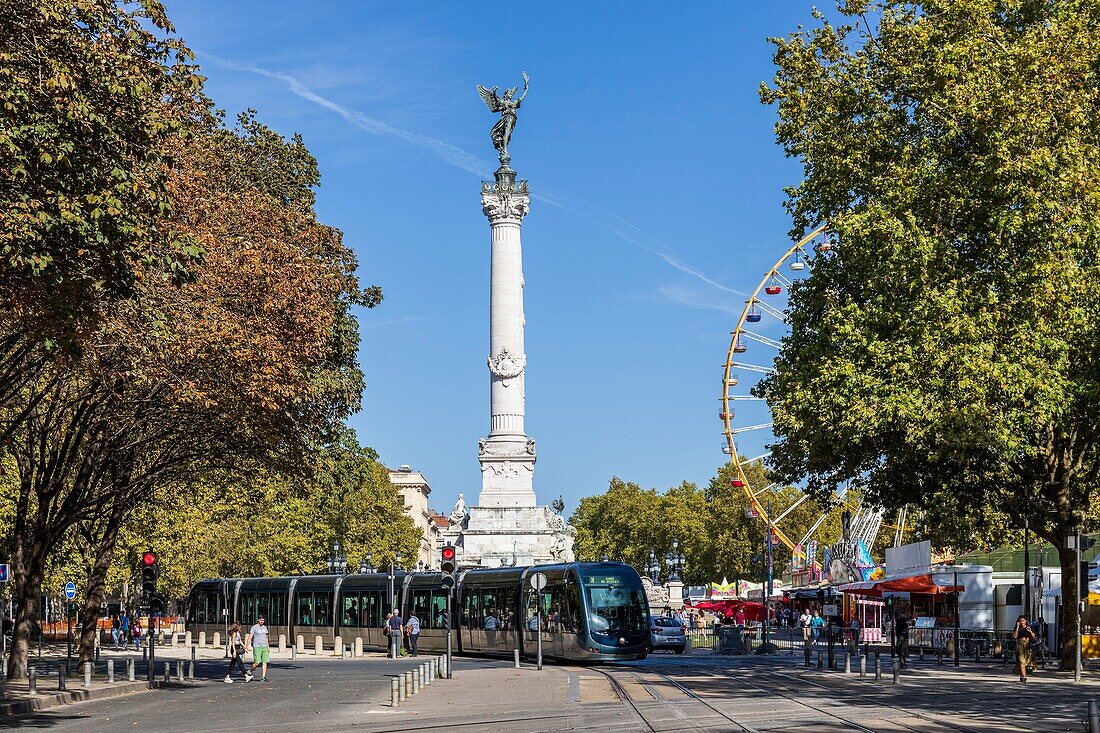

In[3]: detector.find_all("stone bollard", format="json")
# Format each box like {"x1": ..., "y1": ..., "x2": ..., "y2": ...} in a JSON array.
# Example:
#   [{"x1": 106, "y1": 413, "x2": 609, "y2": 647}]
[
  {"x1": 212, "y1": 632, "x2": 220, "y2": 649},
  {"x1": 513, "y1": 648, "x2": 520, "y2": 669},
  {"x1": 127, "y1": 658, "x2": 135, "y2": 681},
  {"x1": 176, "y1": 659, "x2": 184, "y2": 681},
  {"x1": 58, "y1": 665, "x2": 66, "y2": 691},
  {"x1": 844, "y1": 653, "x2": 851, "y2": 674},
  {"x1": 398, "y1": 673, "x2": 406, "y2": 702},
  {"x1": 279, "y1": 634, "x2": 287, "y2": 653},
  {"x1": 817, "y1": 650, "x2": 823, "y2": 669},
  {"x1": 391, "y1": 677, "x2": 399, "y2": 707},
  {"x1": 945, "y1": 637, "x2": 955, "y2": 660},
  {"x1": 859, "y1": 655, "x2": 866, "y2": 677},
  {"x1": 1088, "y1": 698, "x2": 1100, "y2": 733},
  {"x1": 198, "y1": 631, "x2": 206, "y2": 647},
  {"x1": 296, "y1": 634, "x2": 305, "y2": 653},
  {"x1": 314, "y1": 636, "x2": 323, "y2": 656},
  {"x1": 333, "y1": 635, "x2": 342, "y2": 657},
  {"x1": 163, "y1": 661, "x2": 171, "y2": 682},
  {"x1": 875, "y1": 656, "x2": 882, "y2": 682},
  {"x1": 84, "y1": 662, "x2": 92, "y2": 687},
  {"x1": 188, "y1": 660, "x2": 195, "y2": 680},
  {"x1": 28, "y1": 667, "x2": 37, "y2": 695},
  {"x1": 354, "y1": 637, "x2": 363, "y2": 657},
  {"x1": 893, "y1": 664, "x2": 900, "y2": 685},
  {"x1": 185, "y1": 631, "x2": 192, "y2": 647},
  {"x1": 170, "y1": 632, "x2": 177, "y2": 648}
]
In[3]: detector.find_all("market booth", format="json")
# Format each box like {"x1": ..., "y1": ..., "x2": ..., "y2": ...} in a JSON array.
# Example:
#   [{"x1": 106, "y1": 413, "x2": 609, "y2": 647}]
[{"x1": 837, "y1": 573, "x2": 964, "y2": 645}]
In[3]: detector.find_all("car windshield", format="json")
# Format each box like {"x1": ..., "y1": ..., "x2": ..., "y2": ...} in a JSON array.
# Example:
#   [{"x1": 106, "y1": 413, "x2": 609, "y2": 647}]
[
  {"x1": 654, "y1": 618, "x2": 681, "y2": 627},
  {"x1": 583, "y1": 569, "x2": 647, "y2": 634}
]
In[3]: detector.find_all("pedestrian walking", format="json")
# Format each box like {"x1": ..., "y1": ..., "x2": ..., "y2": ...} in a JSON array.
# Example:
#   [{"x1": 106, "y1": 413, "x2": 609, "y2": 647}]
[
  {"x1": 246, "y1": 614, "x2": 270, "y2": 681},
  {"x1": 131, "y1": 619, "x2": 142, "y2": 651},
  {"x1": 110, "y1": 615, "x2": 121, "y2": 651},
  {"x1": 224, "y1": 623, "x2": 253, "y2": 683},
  {"x1": 799, "y1": 609, "x2": 812, "y2": 642},
  {"x1": 894, "y1": 612, "x2": 910, "y2": 668},
  {"x1": 811, "y1": 611, "x2": 824, "y2": 642},
  {"x1": 1012, "y1": 614, "x2": 1037, "y2": 683},
  {"x1": 120, "y1": 611, "x2": 130, "y2": 648},
  {"x1": 386, "y1": 609, "x2": 403, "y2": 656},
  {"x1": 405, "y1": 612, "x2": 421, "y2": 657}
]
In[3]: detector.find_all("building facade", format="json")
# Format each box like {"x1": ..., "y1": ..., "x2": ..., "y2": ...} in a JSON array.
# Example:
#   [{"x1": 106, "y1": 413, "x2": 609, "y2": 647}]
[{"x1": 388, "y1": 465, "x2": 441, "y2": 570}]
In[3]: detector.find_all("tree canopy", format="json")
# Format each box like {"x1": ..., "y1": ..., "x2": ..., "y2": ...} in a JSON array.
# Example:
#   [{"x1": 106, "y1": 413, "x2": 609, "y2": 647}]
[{"x1": 758, "y1": 0, "x2": 1100, "y2": 667}]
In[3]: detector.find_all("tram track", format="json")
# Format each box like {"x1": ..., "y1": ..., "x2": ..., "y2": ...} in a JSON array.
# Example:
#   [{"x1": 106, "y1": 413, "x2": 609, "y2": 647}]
[
  {"x1": 645, "y1": 659, "x2": 1000, "y2": 733},
  {"x1": 592, "y1": 666, "x2": 758, "y2": 732}
]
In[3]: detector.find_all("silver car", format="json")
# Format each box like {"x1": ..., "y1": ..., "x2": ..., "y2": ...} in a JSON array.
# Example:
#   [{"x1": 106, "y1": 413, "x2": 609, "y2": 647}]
[{"x1": 649, "y1": 616, "x2": 687, "y2": 654}]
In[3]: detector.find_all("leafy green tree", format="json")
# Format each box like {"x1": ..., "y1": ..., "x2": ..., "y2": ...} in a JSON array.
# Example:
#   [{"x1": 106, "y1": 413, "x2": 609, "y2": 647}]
[{"x1": 758, "y1": 0, "x2": 1100, "y2": 668}]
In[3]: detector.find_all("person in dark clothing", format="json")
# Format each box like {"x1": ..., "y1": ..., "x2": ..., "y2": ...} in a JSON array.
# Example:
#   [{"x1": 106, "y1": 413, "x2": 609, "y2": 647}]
[{"x1": 894, "y1": 613, "x2": 910, "y2": 668}]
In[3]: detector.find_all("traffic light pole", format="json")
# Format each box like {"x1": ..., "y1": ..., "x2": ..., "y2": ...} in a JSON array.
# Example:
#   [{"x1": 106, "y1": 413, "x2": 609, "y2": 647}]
[
  {"x1": 445, "y1": 587, "x2": 453, "y2": 679},
  {"x1": 66, "y1": 610, "x2": 72, "y2": 676},
  {"x1": 1077, "y1": 525, "x2": 1083, "y2": 683}
]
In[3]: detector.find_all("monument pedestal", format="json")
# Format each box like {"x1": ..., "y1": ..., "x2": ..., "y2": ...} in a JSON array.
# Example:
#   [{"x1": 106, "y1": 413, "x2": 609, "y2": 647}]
[{"x1": 443, "y1": 505, "x2": 573, "y2": 568}]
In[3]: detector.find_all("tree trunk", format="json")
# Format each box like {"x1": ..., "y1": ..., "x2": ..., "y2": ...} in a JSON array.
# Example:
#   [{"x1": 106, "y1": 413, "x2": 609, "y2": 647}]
[
  {"x1": 78, "y1": 503, "x2": 125, "y2": 663},
  {"x1": 6, "y1": 543, "x2": 46, "y2": 680},
  {"x1": 1057, "y1": 537, "x2": 1080, "y2": 671}
]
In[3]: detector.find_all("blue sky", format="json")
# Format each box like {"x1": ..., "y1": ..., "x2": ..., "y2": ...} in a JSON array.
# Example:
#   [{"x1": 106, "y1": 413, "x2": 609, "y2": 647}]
[{"x1": 165, "y1": 1, "x2": 819, "y2": 516}]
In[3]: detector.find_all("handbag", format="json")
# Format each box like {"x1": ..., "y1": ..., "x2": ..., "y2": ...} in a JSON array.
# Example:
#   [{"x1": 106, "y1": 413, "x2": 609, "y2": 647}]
[{"x1": 235, "y1": 642, "x2": 246, "y2": 657}]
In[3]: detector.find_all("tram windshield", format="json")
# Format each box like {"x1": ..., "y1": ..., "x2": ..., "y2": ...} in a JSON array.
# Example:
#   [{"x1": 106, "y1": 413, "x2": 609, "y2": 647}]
[{"x1": 581, "y1": 568, "x2": 647, "y2": 635}]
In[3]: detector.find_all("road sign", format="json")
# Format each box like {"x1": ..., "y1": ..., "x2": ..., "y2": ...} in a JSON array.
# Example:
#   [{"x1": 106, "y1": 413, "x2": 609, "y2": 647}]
[
  {"x1": 64, "y1": 581, "x2": 76, "y2": 600},
  {"x1": 529, "y1": 572, "x2": 548, "y2": 591},
  {"x1": 0, "y1": 564, "x2": 9, "y2": 582}
]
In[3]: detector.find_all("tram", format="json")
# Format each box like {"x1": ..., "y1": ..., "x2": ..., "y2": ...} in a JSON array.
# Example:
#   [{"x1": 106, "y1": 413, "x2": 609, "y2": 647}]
[{"x1": 185, "y1": 562, "x2": 649, "y2": 662}]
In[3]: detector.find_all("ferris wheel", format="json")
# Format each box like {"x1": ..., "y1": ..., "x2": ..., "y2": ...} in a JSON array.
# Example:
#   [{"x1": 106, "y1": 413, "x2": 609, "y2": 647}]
[{"x1": 719, "y1": 223, "x2": 864, "y2": 558}]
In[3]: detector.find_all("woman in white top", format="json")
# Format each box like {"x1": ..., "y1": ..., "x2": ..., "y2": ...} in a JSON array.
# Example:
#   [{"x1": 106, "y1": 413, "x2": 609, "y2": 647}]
[{"x1": 224, "y1": 622, "x2": 252, "y2": 683}]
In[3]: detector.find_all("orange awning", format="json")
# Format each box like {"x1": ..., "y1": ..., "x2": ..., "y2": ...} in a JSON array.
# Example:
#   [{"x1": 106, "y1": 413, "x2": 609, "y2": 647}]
[{"x1": 837, "y1": 574, "x2": 962, "y2": 597}]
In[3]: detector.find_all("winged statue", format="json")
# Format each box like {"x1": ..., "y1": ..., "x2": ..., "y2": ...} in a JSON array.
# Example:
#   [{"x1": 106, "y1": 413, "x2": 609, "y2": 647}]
[{"x1": 477, "y1": 71, "x2": 529, "y2": 165}]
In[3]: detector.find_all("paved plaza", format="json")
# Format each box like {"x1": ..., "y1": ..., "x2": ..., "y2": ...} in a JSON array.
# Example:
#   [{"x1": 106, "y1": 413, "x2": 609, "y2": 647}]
[{"x1": 6, "y1": 647, "x2": 1100, "y2": 732}]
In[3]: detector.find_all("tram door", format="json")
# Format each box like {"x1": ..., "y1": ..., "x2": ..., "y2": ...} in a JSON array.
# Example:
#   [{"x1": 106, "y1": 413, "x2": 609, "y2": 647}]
[{"x1": 524, "y1": 588, "x2": 564, "y2": 659}]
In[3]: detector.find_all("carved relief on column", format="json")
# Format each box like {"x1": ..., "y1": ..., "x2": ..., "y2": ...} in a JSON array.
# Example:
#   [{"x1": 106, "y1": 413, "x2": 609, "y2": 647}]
[{"x1": 481, "y1": 180, "x2": 530, "y2": 223}]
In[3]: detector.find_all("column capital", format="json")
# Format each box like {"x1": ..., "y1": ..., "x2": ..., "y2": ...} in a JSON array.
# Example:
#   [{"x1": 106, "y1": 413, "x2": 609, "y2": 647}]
[{"x1": 481, "y1": 179, "x2": 530, "y2": 223}]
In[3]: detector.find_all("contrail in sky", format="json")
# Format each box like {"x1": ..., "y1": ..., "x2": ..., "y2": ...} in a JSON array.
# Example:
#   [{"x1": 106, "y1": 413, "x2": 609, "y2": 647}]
[{"x1": 200, "y1": 54, "x2": 749, "y2": 299}]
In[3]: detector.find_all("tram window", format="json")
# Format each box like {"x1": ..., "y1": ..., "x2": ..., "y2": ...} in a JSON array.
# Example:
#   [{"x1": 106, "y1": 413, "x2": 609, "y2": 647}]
[
  {"x1": 525, "y1": 591, "x2": 553, "y2": 631},
  {"x1": 362, "y1": 592, "x2": 381, "y2": 627},
  {"x1": 255, "y1": 594, "x2": 270, "y2": 624},
  {"x1": 431, "y1": 592, "x2": 449, "y2": 630},
  {"x1": 315, "y1": 593, "x2": 332, "y2": 626},
  {"x1": 270, "y1": 594, "x2": 284, "y2": 626},
  {"x1": 411, "y1": 589, "x2": 432, "y2": 628},
  {"x1": 241, "y1": 594, "x2": 255, "y2": 625},
  {"x1": 343, "y1": 592, "x2": 360, "y2": 627},
  {"x1": 297, "y1": 594, "x2": 315, "y2": 625},
  {"x1": 481, "y1": 589, "x2": 499, "y2": 629},
  {"x1": 564, "y1": 580, "x2": 582, "y2": 634},
  {"x1": 544, "y1": 584, "x2": 569, "y2": 632},
  {"x1": 499, "y1": 587, "x2": 517, "y2": 630},
  {"x1": 462, "y1": 589, "x2": 480, "y2": 627}
]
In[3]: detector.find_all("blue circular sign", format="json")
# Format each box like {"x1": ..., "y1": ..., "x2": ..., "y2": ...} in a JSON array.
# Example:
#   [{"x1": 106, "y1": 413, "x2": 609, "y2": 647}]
[{"x1": 64, "y1": 581, "x2": 76, "y2": 599}]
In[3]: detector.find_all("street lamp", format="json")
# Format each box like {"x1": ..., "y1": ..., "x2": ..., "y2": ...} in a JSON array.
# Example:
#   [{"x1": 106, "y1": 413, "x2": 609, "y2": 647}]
[
  {"x1": 359, "y1": 551, "x2": 375, "y2": 575},
  {"x1": 326, "y1": 540, "x2": 348, "y2": 574},
  {"x1": 645, "y1": 550, "x2": 659, "y2": 583},
  {"x1": 665, "y1": 538, "x2": 685, "y2": 583},
  {"x1": 388, "y1": 550, "x2": 402, "y2": 611}
]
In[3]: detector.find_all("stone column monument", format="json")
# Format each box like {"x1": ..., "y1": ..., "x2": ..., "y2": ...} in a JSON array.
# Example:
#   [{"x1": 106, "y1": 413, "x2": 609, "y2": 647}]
[{"x1": 441, "y1": 73, "x2": 575, "y2": 567}]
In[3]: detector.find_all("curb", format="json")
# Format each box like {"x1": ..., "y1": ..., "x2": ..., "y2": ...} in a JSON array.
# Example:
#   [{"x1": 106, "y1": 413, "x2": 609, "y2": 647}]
[{"x1": 1, "y1": 679, "x2": 192, "y2": 716}]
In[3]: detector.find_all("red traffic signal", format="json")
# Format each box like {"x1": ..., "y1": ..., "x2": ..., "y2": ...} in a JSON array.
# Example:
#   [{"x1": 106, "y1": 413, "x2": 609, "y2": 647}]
[
  {"x1": 142, "y1": 551, "x2": 157, "y2": 567},
  {"x1": 440, "y1": 544, "x2": 456, "y2": 577},
  {"x1": 441, "y1": 546, "x2": 456, "y2": 562}
]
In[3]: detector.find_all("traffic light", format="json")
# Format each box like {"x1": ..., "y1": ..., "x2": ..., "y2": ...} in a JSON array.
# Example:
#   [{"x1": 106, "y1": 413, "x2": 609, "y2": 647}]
[
  {"x1": 440, "y1": 544, "x2": 457, "y2": 590},
  {"x1": 140, "y1": 550, "x2": 160, "y2": 599},
  {"x1": 149, "y1": 593, "x2": 167, "y2": 615}
]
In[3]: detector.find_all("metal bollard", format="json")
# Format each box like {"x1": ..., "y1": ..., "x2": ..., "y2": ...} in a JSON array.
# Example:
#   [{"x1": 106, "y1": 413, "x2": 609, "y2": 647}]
[
  {"x1": 411, "y1": 668, "x2": 419, "y2": 694},
  {"x1": 859, "y1": 655, "x2": 866, "y2": 677},
  {"x1": 142, "y1": 647, "x2": 147, "y2": 662},
  {"x1": 188, "y1": 660, "x2": 195, "y2": 680},
  {"x1": 398, "y1": 672, "x2": 406, "y2": 702},
  {"x1": 58, "y1": 665, "x2": 66, "y2": 691},
  {"x1": 127, "y1": 657, "x2": 135, "y2": 682},
  {"x1": 804, "y1": 646, "x2": 811, "y2": 667},
  {"x1": 291, "y1": 646, "x2": 296, "y2": 660},
  {"x1": 875, "y1": 657, "x2": 882, "y2": 682},
  {"x1": 163, "y1": 661, "x2": 170, "y2": 682},
  {"x1": 937, "y1": 649, "x2": 943, "y2": 666},
  {"x1": 893, "y1": 664, "x2": 900, "y2": 685},
  {"x1": 84, "y1": 662, "x2": 92, "y2": 687},
  {"x1": 1088, "y1": 698, "x2": 1100, "y2": 733},
  {"x1": 844, "y1": 653, "x2": 851, "y2": 674},
  {"x1": 191, "y1": 645, "x2": 197, "y2": 662},
  {"x1": 817, "y1": 650, "x2": 823, "y2": 668},
  {"x1": 514, "y1": 648, "x2": 520, "y2": 669},
  {"x1": 919, "y1": 645, "x2": 924, "y2": 661},
  {"x1": 437, "y1": 656, "x2": 443, "y2": 678},
  {"x1": 176, "y1": 659, "x2": 184, "y2": 681},
  {"x1": 28, "y1": 667, "x2": 37, "y2": 694},
  {"x1": 391, "y1": 677, "x2": 399, "y2": 707},
  {"x1": 424, "y1": 662, "x2": 431, "y2": 686},
  {"x1": 975, "y1": 644, "x2": 980, "y2": 663},
  {"x1": 107, "y1": 659, "x2": 115, "y2": 683}
]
